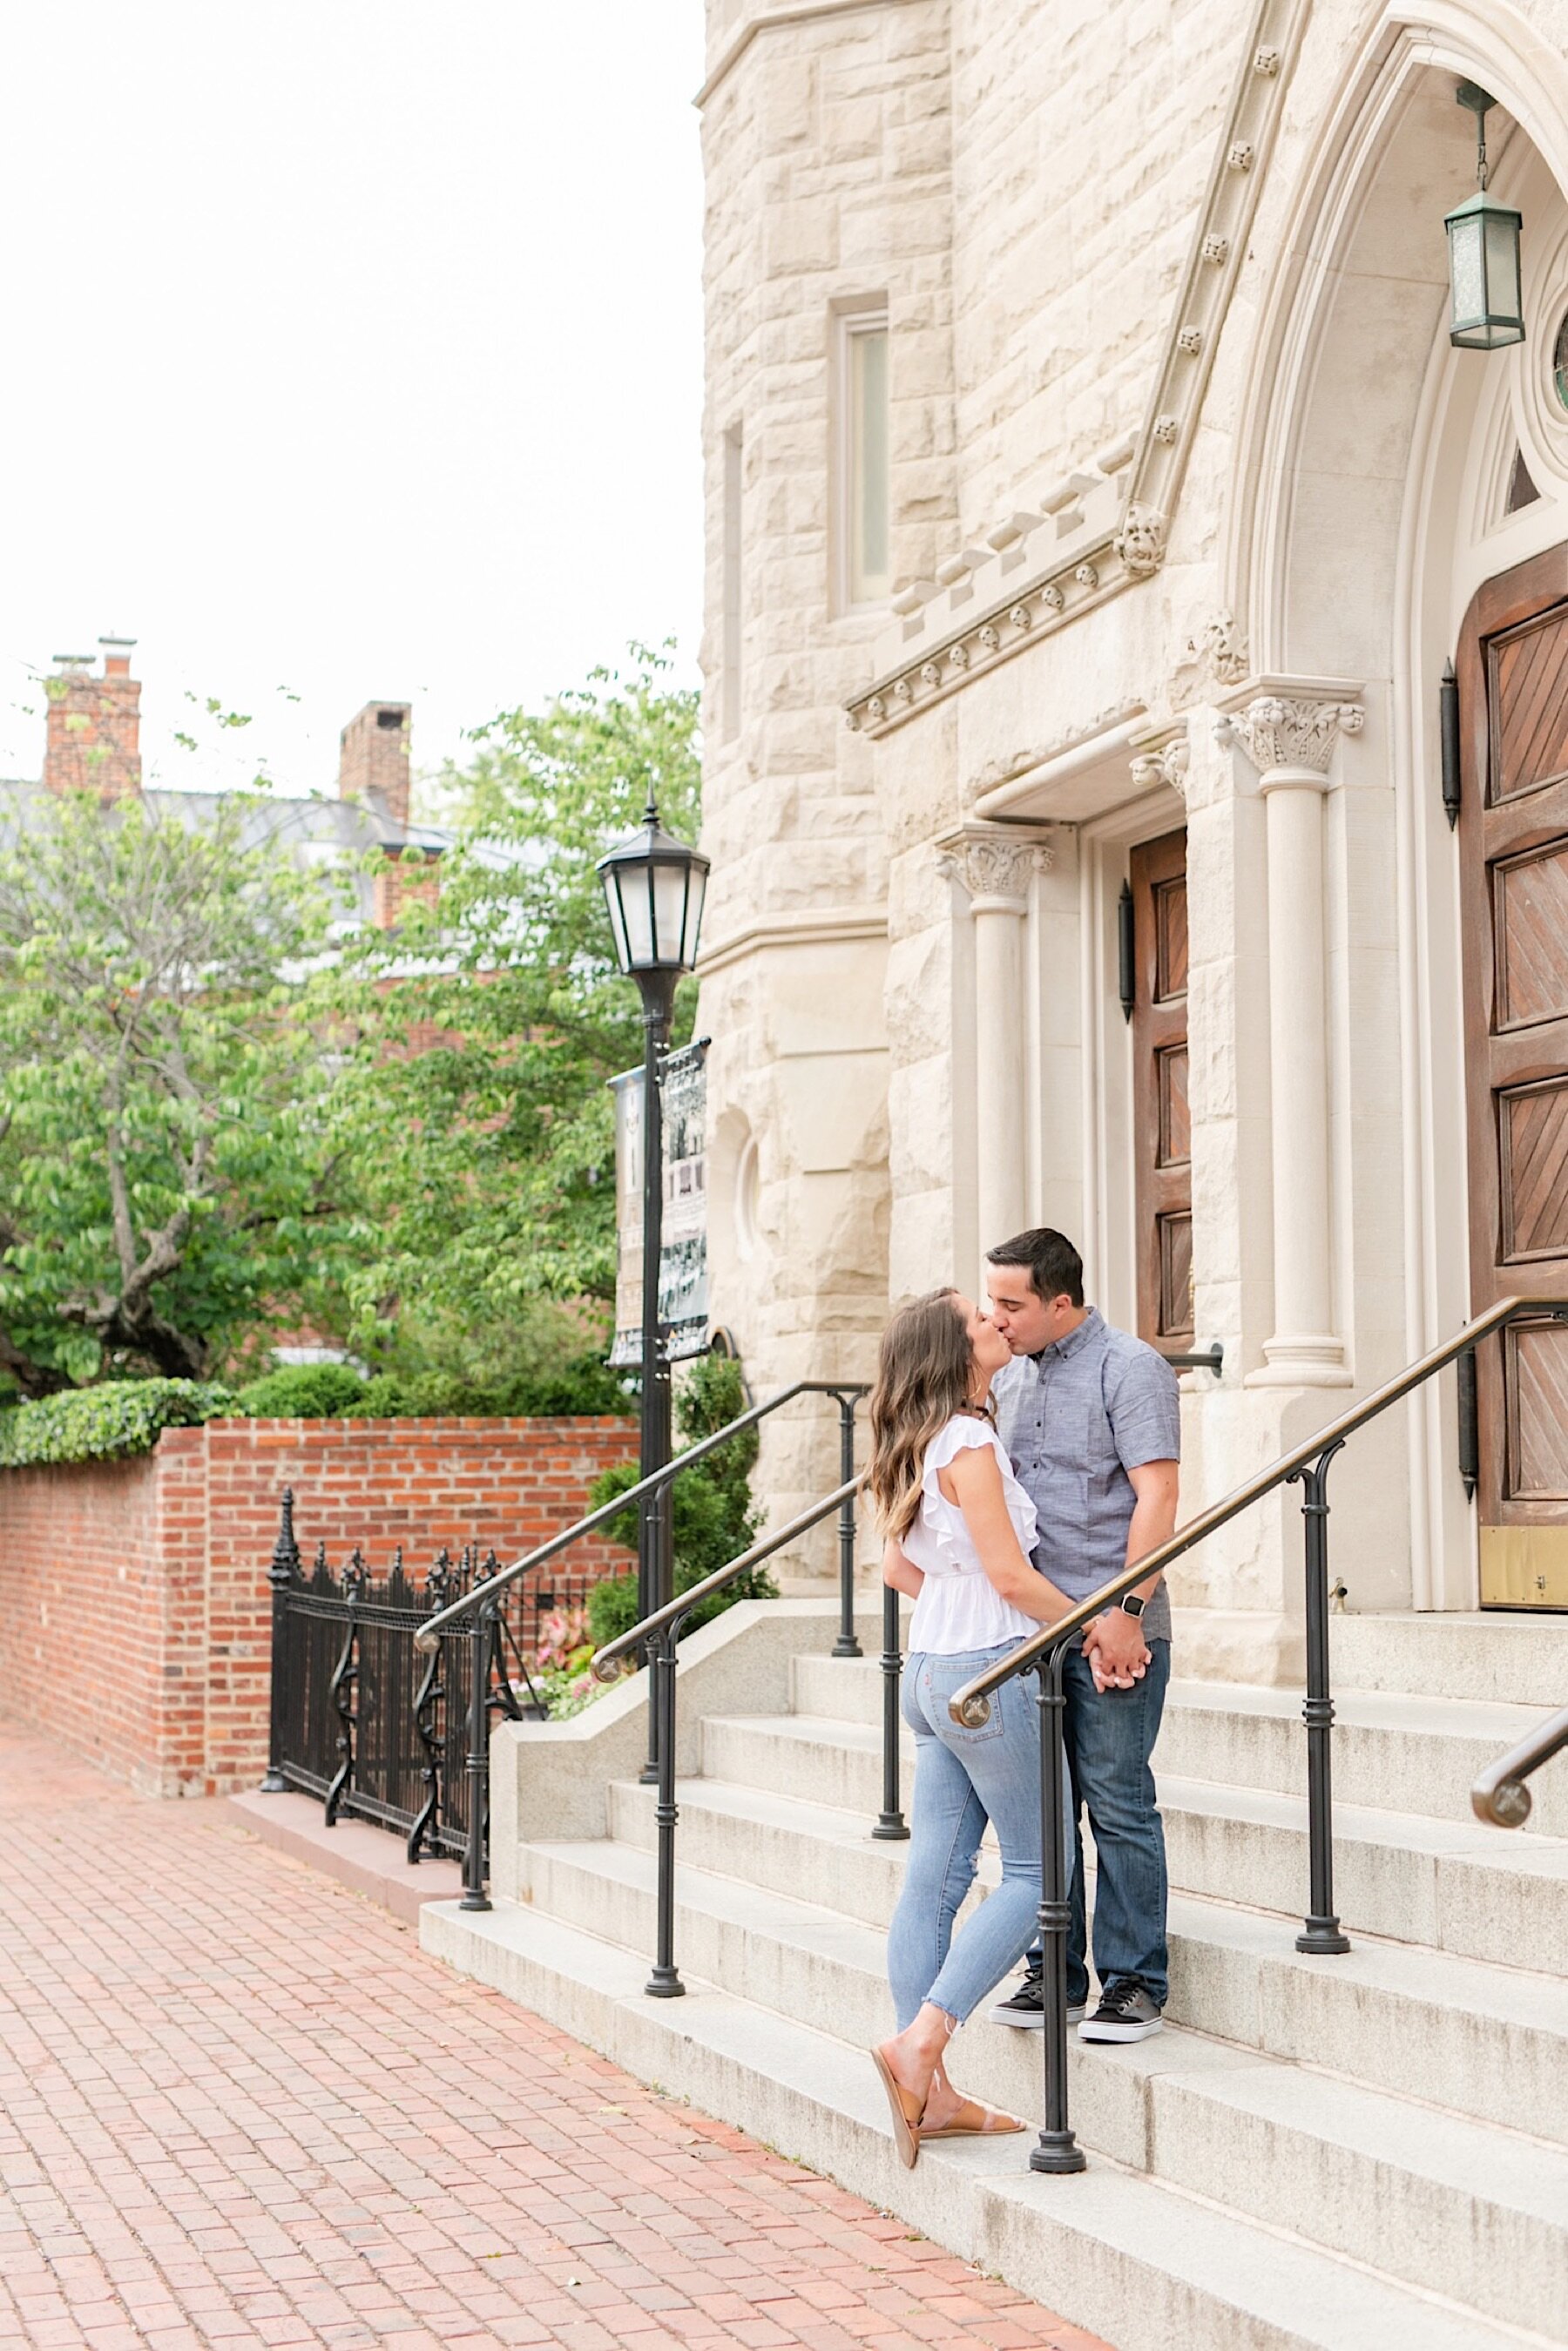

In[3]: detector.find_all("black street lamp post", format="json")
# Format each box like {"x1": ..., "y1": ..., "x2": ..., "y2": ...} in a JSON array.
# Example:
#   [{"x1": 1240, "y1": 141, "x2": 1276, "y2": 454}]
[{"x1": 598, "y1": 799, "x2": 710, "y2": 1782}]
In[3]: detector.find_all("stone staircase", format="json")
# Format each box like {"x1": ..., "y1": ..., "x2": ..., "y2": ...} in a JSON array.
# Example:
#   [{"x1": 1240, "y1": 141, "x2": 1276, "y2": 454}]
[{"x1": 424, "y1": 1603, "x2": 1568, "y2": 2351}]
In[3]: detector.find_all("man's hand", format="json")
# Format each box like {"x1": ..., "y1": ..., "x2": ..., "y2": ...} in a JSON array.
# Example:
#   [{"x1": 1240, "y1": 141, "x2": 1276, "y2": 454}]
[{"x1": 1084, "y1": 1608, "x2": 1151, "y2": 1692}]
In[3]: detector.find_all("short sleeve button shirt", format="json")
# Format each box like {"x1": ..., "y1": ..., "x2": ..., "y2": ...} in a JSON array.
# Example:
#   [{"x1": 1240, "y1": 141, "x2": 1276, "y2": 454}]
[{"x1": 992, "y1": 1307, "x2": 1181, "y2": 1643}]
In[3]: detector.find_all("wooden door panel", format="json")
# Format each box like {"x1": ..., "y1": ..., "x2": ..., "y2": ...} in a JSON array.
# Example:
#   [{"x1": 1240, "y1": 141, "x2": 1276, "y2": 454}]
[
  {"x1": 1157, "y1": 1042, "x2": 1190, "y2": 1167},
  {"x1": 1498, "y1": 1079, "x2": 1568, "y2": 1260},
  {"x1": 1458, "y1": 543, "x2": 1568, "y2": 1606},
  {"x1": 1132, "y1": 828, "x2": 1191, "y2": 1348},
  {"x1": 1490, "y1": 611, "x2": 1568, "y2": 802},
  {"x1": 1496, "y1": 838, "x2": 1568, "y2": 1028},
  {"x1": 1510, "y1": 1321, "x2": 1568, "y2": 1498}
]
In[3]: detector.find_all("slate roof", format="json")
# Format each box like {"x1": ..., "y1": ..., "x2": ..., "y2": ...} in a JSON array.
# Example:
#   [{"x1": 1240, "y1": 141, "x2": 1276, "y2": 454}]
[{"x1": 0, "y1": 779, "x2": 453, "y2": 930}]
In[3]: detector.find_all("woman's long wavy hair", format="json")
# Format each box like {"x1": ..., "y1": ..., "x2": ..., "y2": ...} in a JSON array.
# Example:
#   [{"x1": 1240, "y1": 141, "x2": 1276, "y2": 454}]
[{"x1": 865, "y1": 1287, "x2": 981, "y2": 1537}]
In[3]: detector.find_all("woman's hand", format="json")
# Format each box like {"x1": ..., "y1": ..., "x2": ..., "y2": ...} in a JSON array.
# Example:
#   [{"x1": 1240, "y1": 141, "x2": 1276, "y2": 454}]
[
  {"x1": 942, "y1": 1442, "x2": 1072, "y2": 1625},
  {"x1": 1083, "y1": 1614, "x2": 1150, "y2": 1692}
]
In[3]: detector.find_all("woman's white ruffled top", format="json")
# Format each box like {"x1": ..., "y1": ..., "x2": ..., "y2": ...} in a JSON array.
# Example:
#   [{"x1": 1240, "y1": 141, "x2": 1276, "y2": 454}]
[{"x1": 902, "y1": 1414, "x2": 1041, "y2": 1654}]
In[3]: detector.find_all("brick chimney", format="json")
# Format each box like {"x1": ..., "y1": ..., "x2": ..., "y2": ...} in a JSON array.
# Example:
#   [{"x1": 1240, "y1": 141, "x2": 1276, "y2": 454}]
[
  {"x1": 338, "y1": 701, "x2": 411, "y2": 831},
  {"x1": 44, "y1": 636, "x2": 142, "y2": 798}
]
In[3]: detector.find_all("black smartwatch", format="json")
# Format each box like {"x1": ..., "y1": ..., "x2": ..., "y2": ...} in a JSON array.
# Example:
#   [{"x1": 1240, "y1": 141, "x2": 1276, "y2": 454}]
[{"x1": 1119, "y1": 1592, "x2": 1147, "y2": 1619}]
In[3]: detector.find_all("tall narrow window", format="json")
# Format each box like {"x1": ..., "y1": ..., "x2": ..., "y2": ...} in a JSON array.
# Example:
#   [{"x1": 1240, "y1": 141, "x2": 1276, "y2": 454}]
[
  {"x1": 841, "y1": 311, "x2": 889, "y2": 606},
  {"x1": 722, "y1": 425, "x2": 743, "y2": 740}
]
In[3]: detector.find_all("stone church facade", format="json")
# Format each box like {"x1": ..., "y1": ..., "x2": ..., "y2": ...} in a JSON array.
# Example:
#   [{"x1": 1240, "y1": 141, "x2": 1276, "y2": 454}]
[{"x1": 692, "y1": 0, "x2": 1568, "y2": 1670}]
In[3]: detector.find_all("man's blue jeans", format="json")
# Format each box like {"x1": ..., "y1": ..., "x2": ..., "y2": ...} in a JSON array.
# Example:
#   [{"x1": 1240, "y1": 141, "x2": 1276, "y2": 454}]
[{"x1": 1062, "y1": 1635, "x2": 1170, "y2": 2009}]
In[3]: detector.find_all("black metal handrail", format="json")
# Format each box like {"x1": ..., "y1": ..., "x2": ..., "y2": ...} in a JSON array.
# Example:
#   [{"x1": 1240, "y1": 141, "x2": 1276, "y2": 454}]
[
  {"x1": 946, "y1": 1292, "x2": 1568, "y2": 2177},
  {"x1": 591, "y1": 1472, "x2": 906, "y2": 1995},
  {"x1": 1472, "y1": 1703, "x2": 1568, "y2": 1827},
  {"x1": 412, "y1": 1378, "x2": 868, "y2": 1655},
  {"x1": 406, "y1": 1375, "x2": 868, "y2": 1907}
]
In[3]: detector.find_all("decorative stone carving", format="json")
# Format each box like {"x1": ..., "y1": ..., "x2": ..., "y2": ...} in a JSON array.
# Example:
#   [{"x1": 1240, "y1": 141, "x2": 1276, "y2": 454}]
[
  {"x1": 1178, "y1": 325, "x2": 1203, "y2": 355},
  {"x1": 1203, "y1": 233, "x2": 1229, "y2": 265},
  {"x1": 894, "y1": 676, "x2": 912, "y2": 702},
  {"x1": 1131, "y1": 735, "x2": 1191, "y2": 796},
  {"x1": 1223, "y1": 695, "x2": 1364, "y2": 775},
  {"x1": 1152, "y1": 414, "x2": 1179, "y2": 444},
  {"x1": 1254, "y1": 44, "x2": 1281, "y2": 73},
  {"x1": 1186, "y1": 610, "x2": 1249, "y2": 687},
  {"x1": 1042, "y1": 583, "x2": 1065, "y2": 611},
  {"x1": 867, "y1": 694, "x2": 885, "y2": 720},
  {"x1": 1114, "y1": 504, "x2": 1167, "y2": 578},
  {"x1": 1227, "y1": 140, "x2": 1254, "y2": 172},
  {"x1": 1009, "y1": 604, "x2": 1031, "y2": 630},
  {"x1": 1075, "y1": 562, "x2": 1099, "y2": 589},
  {"x1": 920, "y1": 660, "x2": 940, "y2": 686},
  {"x1": 949, "y1": 643, "x2": 969, "y2": 671},
  {"x1": 978, "y1": 624, "x2": 1000, "y2": 652},
  {"x1": 937, "y1": 831, "x2": 1052, "y2": 908}
]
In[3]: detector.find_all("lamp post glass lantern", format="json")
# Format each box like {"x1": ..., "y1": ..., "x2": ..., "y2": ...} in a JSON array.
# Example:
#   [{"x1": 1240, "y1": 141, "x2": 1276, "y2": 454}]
[
  {"x1": 597, "y1": 800, "x2": 710, "y2": 1780},
  {"x1": 1446, "y1": 83, "x2": 1524, "y2": 351}
]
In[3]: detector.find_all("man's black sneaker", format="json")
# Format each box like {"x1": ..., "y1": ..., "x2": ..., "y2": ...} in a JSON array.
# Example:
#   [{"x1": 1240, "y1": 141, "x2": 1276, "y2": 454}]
[
  {"x1": 1077, "y1": 1980, "x2": 1163, "y2": 2042},
  {"x1": 988, "y1": 1971, "x2": 1087, "y2": 2029}
]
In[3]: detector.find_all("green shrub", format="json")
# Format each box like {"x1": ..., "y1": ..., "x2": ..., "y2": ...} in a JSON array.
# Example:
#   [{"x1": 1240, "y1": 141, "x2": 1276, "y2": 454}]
[
  {"x1": 233, "y1": 1362, "x2": 369, "y2": 1419},
  {"x1": 0, "y1": 1378, "x2": 235, "y2": 1469},
  {"x1": 584, "y1": 1355, "x2": 771, "y2": 1648}
]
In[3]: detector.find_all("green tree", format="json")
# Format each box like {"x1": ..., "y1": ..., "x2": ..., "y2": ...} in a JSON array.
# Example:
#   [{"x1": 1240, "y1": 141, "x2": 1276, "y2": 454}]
[
  {"x1": 584, "y1": 1355, "x2": 772, "y2": 1649},
  {"x1": 334, "y1": 643, "x2": 700, "y2": 1359},
  {"x1": 0, "y1": 786, "x2": 357, "y2": 1392}
]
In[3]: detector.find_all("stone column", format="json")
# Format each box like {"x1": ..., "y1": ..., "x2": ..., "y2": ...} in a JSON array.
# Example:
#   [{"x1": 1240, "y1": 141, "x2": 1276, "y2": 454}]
[
  {"x1": 937, "y1": 829, "x2": 1049, "y2": 1259},
  {"x1": 1224, "y1": 692, "x2": 1363, "y2": 1387}
]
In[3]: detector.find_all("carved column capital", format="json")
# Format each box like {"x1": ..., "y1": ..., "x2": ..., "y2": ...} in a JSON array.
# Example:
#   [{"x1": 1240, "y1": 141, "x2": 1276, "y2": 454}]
[
  {"x1": 936, "y1": 828, "x2": 1052, "y2": 913},
  {"x1": 1220, "y1": 692, "x2": 1363, "y2": 778}
]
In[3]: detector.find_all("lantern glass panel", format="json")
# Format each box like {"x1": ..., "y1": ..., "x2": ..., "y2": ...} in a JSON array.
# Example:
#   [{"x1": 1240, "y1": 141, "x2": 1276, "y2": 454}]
[
  {"x1": 603, "y1": 875, "x2": 632, "y2": 973},
  {"x1": 680, "y1": 862, "x2": 707, "y2": 967},
  {"x1": 1449, "y1": 210, "x2": 1485, "y2": 336},
  {"x1": 1484, "y1": 208, "x2": 1523, "y2": 332},
  {"x1": 618, "y1": 868, "x2": 657, "y2": 969},
  {"x1": 651, "y1": 861, "x2": 689, "y2": 963}
]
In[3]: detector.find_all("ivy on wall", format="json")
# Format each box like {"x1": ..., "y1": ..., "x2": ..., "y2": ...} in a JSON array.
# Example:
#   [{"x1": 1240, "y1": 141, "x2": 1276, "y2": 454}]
[{"x1": 0, "y1": 1379, "x2": 236, "y2": 1469}]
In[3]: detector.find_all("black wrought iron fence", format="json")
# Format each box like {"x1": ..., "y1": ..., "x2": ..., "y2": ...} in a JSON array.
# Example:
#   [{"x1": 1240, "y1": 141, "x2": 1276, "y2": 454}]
[{"x1": 260, "y1": 1488, "x2": 603, "y2": 1880}]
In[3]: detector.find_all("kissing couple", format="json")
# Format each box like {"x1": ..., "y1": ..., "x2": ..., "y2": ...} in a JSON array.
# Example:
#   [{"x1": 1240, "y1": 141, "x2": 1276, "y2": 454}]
[{"x1": 866, "y1": 1227, "x2": 1180, "y2": 2166}]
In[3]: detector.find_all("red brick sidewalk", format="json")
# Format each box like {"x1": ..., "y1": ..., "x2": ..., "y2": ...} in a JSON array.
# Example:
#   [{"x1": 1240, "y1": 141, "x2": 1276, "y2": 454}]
[{"x1": 0, "y1": 1733, "x2": 1111, "y2": 2351}]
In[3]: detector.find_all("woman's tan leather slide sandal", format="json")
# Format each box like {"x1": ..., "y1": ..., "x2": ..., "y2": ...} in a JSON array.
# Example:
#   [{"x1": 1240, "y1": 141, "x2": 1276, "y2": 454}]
[
  {"x1": 869, "y1": 2044, "x2": 924, "y2": 2169},
  {"x1": 917, "y1": 2097, "x2": 1026, "y2": 2140}
]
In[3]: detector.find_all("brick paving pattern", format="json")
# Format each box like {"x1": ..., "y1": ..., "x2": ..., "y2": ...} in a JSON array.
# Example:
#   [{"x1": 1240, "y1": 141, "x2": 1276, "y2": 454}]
[{"x1": 0, "y1": 1734, "x2": 1111, "y2": 2351}]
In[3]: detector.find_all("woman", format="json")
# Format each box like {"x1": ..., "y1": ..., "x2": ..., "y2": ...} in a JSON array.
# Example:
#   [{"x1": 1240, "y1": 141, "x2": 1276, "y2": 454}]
[{"x1": 865, "y1": 1286, "x2": 1078, "y2": 2168}]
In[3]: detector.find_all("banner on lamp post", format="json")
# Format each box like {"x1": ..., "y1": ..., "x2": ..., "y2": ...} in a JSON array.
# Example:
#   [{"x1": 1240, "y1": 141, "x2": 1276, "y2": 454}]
[{"x1": 607, "y1": 1038, "x2": 709, "y2": 1369}]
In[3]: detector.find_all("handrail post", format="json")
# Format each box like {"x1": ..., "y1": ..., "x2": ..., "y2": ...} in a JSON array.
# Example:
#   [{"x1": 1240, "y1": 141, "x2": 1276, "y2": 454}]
[
  {"x1": 461, "y1": 1589, "x2": 496, "y2": 1912},
  {"x1": 872, "y1": 1579, "x2": 908, "y2": 1840},
  {"x1": 640, "y1": 1481, "x2": 670, "y2": 1787},
  {"x1": 1292, "y1": 1441, "x2": 1350, "y2": 1955},
  {"x1": 1031, "y1": 1648, "x2": 1085, "y2": 2172},
  {"x1": 645, "y1": 1623, "x2": 686, "y2": 1997},
  {"x1": 831, "y1": 1391, "x2": 862, "y2": 1658},
  {"x1": 260, "y1": 1487, "x2": 299, "y2": 1794}
]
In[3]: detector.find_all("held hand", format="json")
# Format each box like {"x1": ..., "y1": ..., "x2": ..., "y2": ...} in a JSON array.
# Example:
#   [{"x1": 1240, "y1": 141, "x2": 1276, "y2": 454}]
[{"x1": 1083, "y1": 1609, "x2": 1152, "y2": 1692}]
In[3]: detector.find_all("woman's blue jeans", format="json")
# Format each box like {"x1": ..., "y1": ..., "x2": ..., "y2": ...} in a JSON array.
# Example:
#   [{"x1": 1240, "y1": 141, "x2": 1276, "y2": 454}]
[{"x1": 887, "y1": 1645, "x2": 1073, "y2": 2030}]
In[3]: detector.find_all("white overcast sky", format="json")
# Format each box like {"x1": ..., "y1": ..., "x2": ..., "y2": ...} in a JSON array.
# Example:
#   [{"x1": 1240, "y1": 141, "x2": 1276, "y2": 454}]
[{"x1": 0, "y1": 3, "x2": 706, "y2": 809}]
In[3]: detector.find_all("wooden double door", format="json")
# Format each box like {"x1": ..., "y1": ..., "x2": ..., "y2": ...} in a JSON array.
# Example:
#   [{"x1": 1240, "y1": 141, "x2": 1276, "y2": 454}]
[{"x1": 1457, "y1": 545, "x2": 1568, "y2": 1608}]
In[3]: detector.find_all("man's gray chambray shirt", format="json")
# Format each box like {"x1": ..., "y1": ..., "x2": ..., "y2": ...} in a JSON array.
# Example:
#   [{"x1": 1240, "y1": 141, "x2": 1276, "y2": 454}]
[{"x1": 993, "y1": 1307, "x2": 1181, "y2": 1644}]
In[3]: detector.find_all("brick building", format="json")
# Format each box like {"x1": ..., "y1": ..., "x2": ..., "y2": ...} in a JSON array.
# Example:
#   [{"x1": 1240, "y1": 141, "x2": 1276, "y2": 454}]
[{"x1": 3, "y1": 636, "x2": 447, "y2": 923}]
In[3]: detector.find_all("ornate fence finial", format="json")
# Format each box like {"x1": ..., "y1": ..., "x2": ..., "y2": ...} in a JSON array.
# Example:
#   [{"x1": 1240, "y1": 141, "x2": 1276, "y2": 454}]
[{"x1": 269, "y1": 1487, "x2": 301, "y2": 1590}]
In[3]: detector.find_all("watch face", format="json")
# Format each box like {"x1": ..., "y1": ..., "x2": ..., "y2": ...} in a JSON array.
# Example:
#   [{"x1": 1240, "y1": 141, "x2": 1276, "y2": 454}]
[{"x1": 1121, "y1": 1595, "x2": 1146, "y2": 1618}]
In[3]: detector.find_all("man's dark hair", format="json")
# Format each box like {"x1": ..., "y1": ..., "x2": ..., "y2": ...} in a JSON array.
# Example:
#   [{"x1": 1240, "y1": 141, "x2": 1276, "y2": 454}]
[{"x1": 985, "y1": 1226, "x2": 1085, "y2": 1307}]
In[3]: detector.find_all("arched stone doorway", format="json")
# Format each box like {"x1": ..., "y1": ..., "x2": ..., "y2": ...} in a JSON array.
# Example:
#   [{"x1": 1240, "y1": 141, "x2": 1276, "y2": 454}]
[{"x1": 1232, "y1": 15, "x2": 1568, "y2": 1606}]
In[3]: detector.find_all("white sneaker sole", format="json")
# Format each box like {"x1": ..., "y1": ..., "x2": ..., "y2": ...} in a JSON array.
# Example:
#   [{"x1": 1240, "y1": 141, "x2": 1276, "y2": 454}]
[
  {"x1": 1078, "y1": 2016, "x2": 1163, "y2": 2042},
  {"x1": 988, "y1": 2004, "x2": 1087, "y2": 2030}
]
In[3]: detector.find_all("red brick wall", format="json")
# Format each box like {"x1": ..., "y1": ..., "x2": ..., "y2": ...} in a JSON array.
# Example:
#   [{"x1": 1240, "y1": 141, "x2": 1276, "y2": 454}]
[{"x1": 0, "y1": 1415, "x2": 637, "y2": 1798}]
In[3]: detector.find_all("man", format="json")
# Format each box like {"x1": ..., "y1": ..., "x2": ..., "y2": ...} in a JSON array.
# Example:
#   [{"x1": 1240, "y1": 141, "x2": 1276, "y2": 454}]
[{"x1": 983, "y1": 1228, "x2": 1179, "y2": 2044}]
